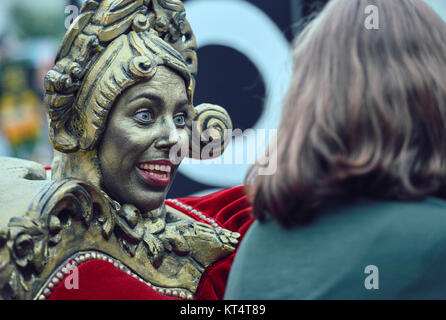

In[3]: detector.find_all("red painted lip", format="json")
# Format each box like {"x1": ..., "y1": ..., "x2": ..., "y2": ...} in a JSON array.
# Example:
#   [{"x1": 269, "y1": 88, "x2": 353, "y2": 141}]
[
  {"x1": 137, "y1": 167, "x2": 170, "y2": 187},
  {"x1": 136, "y1": 159, "x2": 174, "y2": 188}
]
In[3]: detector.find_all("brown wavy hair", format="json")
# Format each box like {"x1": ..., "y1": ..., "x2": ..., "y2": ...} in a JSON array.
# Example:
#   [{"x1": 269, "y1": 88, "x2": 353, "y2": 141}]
[{"x1": 246, "y1": 0, "x2": 446, "y2": 227}]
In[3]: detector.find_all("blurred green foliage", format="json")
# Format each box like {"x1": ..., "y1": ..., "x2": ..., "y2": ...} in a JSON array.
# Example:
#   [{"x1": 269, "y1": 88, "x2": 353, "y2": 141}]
[{"x1": 11, "y1": 4, "x2": 65, "y2": 40}]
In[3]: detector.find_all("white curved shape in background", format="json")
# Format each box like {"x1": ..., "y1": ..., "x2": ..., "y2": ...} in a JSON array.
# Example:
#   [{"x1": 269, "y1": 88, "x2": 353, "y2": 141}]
[{"x1": 180, "y1": 0, "x2": 291, "y2": 187}]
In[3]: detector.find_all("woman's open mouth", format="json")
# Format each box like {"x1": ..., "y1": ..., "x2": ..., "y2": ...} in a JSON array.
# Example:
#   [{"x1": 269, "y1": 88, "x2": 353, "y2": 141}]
[{"x1": 136, "y1": 160, "x2": 173, "y2": 187}]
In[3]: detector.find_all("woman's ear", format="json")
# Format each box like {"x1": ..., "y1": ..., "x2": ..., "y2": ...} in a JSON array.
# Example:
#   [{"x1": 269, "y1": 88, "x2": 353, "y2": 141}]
[{"x1": 187, "y1": 103, "x2": 233, "y2": 160}]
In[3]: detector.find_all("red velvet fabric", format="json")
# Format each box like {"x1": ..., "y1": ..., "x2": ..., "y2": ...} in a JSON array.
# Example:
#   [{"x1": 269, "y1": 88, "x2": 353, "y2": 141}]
[
  {"x1": 49, "y1": 260, "x2": 181, "y2": 300},
  {"x1": 49, "y1": 186, "x2": 254, "y2": 300}
]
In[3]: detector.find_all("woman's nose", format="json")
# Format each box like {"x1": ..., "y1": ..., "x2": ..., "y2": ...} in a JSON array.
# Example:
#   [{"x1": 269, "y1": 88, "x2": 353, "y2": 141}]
[{"x1": 155, "y1": 120, "x2": 181, "y2": 150}]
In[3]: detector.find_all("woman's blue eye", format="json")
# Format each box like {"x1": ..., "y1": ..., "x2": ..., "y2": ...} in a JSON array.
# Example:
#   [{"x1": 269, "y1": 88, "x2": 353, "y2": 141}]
[
  {"x1": 135, "y1": 110, "x2": 154, "y2": 123},
  {"x1": 174, "y1": 114, "x2": 186, "y2": 126}
]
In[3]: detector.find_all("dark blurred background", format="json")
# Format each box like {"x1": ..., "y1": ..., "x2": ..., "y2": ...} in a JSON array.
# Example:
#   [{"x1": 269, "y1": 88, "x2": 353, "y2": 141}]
[{"x1": 0, "y1": 0, "x2": 444, "y2": 198}]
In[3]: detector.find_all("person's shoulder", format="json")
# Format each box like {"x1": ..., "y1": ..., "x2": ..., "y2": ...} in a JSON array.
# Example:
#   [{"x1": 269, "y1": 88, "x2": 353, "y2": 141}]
[
  {"x1": 232, "y1": 197, "x2": 446, "y2": 260},
  {"x1": 356, "y1": 197, "x2": 446, "y2": 225},
  {"x1": 226, "y1": 198, "x2": 446, "y2": 299}
]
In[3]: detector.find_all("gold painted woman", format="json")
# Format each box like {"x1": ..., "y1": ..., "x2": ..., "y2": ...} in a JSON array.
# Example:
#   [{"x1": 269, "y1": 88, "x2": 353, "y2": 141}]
[{"x1": 0, "y1": 0, "x2": 253, "y2": 300}]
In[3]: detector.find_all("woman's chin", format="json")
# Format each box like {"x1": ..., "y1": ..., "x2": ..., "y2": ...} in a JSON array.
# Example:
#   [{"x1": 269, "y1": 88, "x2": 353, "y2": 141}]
[
  {"x1": 103, "y1": 174, "x2": 174, "y2": 213},
  {"x1": 134, "y1": 193, "x2": 167, "y2": 213}
]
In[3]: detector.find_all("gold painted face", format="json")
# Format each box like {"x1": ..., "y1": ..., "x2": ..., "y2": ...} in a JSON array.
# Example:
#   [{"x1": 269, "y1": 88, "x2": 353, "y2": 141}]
[{"x1": 98, "y1": 66, "x2": 191, "y2": 212}]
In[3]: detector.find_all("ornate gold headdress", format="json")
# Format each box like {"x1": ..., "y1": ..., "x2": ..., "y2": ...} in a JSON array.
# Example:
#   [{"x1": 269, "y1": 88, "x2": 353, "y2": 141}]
[{"x1": 45, "y1": 0, "x2": 232, "y2": 184}]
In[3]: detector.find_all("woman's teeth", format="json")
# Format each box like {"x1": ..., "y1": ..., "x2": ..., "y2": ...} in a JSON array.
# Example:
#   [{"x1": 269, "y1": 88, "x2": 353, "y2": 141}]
[
  {"x1": 148, "y1": 171, "x2": 168, "y2": 179},
  {"x1": 138, "y1": 163, "x2": 172, "y2": 179}
]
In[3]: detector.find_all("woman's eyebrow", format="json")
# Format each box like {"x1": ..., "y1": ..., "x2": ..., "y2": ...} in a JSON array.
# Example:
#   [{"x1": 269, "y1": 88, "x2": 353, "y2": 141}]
[
  {"x1": 128, "y1": 93, "x2": 163, "y2": 105},
  {"x1": 175, "y1": 99, "x2": 191, "y2": 111}
]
